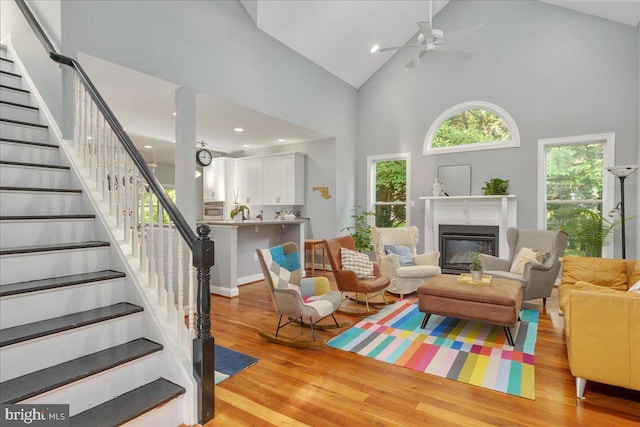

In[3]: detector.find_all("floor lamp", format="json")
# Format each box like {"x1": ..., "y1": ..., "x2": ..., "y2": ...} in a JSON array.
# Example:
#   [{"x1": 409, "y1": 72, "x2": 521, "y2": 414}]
[{"x1": 606, "y1": 165, "x2": 638, "y2": 259}]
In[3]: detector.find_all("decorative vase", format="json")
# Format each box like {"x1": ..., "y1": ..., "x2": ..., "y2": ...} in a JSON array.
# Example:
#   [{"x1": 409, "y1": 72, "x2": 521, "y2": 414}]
[
  {"x1": 470, "y1": 270, "x2": 483, "y2": 282},
  {"x1": 431, "y1": 178, "x2": 446, "y2": 197}
]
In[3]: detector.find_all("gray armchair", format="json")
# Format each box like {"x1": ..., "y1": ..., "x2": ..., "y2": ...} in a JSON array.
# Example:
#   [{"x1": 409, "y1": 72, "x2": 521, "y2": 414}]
[{"x1": 480, "y1": 227, "x2": 568, "y2": 307}]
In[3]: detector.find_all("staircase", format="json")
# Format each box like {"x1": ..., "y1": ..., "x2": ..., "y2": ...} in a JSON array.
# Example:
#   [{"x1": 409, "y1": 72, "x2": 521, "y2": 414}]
[{"x1": 0, "y1": 46, "x2": 190, "y2": 425}]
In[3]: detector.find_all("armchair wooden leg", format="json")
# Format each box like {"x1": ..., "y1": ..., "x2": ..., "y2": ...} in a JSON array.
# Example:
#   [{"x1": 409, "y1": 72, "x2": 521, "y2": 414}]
[
  {"x1": 378, "y1": 290, "x2": 388, "y2": 305},
  {"x1": 364, "y1": 294, "x2": 370, "y2": 312},
  {"x1": 543, "y1": 297, "x2": 547, "y2": 307}
]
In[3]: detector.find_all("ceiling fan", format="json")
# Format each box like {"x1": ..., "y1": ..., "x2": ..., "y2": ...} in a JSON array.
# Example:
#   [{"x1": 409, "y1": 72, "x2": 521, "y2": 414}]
[{"x1": 372, "y1": 2, "x2": 484, "y2": 68}]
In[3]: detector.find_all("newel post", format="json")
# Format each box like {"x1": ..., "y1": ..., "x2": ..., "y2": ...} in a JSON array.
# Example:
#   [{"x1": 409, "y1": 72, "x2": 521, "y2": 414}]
[{"x1": 192, "y1": 224, "x2": 215, "y2": 423}]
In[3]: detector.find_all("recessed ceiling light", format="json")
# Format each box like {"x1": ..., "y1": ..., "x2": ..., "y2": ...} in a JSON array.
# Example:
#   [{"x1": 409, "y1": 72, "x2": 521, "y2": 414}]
[
  {"x1": 87, "y1": 136, "x2": 93, "y2": 140},
  {"x1": 171, "y1": 140, "x2": 176, "y2": 143},
  {"x1": 278, "y1": 139, "x2": 286, "y2": 142},
  {"x1": 370, "y1": 44, "x2": 379, "y2": 54},
  {"x1": 234, "y1": 128, "x2": 244, "y2": 132},
  {"x1": 172, "y1": 112, "x2": 176, "y2": 116},
  {"x1": 144, "y1": 145, "x2": 153, "y2": 149},
  {"x1": 243, "y1": 144, "x2": 251, "y2": 148}
]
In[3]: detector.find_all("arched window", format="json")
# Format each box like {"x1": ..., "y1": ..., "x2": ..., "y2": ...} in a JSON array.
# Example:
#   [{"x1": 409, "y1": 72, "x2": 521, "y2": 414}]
[{"x1": 424, "y1": 101, "x2": 520, "y2": 155}]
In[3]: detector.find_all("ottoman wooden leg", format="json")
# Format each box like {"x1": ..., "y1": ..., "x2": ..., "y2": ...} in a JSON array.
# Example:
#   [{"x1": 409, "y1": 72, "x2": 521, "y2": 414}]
[{"x1": 420, "y1": 313, "x2": 431, "y2": 329}]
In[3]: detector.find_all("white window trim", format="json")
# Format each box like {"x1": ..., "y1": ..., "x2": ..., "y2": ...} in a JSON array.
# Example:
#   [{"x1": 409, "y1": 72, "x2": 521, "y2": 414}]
[
  {"x1": 423, "y1": 101, "x2": 520, "y2": 155},
  {"x1": 367, "y1": 152, "x2": 411, "y2": 227},
  {"x1": 537, "y1": 132, "x2": 615, "y2": 258}
]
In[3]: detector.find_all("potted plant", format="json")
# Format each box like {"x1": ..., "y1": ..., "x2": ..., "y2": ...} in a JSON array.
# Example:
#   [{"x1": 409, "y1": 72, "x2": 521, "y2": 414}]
[
  {"x1": 469, "y1": 252, "x2": 483, "y2": 281},
  {"x1": 230, "y1": 204, "x2": 248, "y2": 222},
  {"x1": 341, "y1": 206, "x2": 376, "y2": 253},
  {"x1": 482, "y1": 178, "x2": 509, "y2": 195}
]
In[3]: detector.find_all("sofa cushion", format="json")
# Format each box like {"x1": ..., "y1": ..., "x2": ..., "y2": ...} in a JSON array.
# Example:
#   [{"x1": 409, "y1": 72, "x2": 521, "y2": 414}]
[
  {"x1": 629, "y1": 261, "x2": 640, "y2": 286},
  {"x1": 509, "y1": 247, "x2": 549, "y2": 275},
  {"x1": 341, "y1": 247, "x2": 374, "y2": 279},
  {"x1": 384, "y1": 245, "x2": 414, "y2": 266},
  {"x1": 562, "y1": 256, "x2": 628, "y2": 290}
]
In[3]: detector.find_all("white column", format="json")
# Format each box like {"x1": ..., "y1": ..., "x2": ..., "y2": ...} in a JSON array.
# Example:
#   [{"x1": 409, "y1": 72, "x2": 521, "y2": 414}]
[{"x1": 175, "y1": 87, "x2": 197, "y2": 228}]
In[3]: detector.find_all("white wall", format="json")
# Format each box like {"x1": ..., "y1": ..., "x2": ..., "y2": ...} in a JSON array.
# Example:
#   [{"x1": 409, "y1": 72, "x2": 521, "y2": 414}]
[{"x1": 357, "y1": 0, "x2": 639, "y2": 258}]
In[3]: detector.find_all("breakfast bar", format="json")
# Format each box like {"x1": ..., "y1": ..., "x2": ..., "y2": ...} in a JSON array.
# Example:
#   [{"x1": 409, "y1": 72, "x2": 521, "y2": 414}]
[{"x1": 202, "y1": 219, "x2": 307, "y2": 297}]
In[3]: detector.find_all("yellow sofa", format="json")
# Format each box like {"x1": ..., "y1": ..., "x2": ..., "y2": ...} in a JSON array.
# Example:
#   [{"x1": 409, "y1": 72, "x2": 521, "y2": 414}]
[{"x1": 559, "y1": 256, "x2": 640, "y2": 399}]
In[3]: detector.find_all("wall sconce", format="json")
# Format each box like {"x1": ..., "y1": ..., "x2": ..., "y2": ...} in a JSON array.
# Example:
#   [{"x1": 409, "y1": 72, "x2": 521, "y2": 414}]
[{"x1": 606, "y1": 164, "x2": 638, "y2": 259}]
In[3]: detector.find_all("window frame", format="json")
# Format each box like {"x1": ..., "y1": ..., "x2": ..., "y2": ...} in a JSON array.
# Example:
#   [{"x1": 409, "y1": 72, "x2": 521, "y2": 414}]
[
  {"x1": 367, "y1": 152, "x2": 411, "y2": 227},
  {"x1": 537, "y1": 132, "x2": 616, "y2": 258},
  {"x1": 423, "y1": 101, "x2": 520, "y2": 155}
]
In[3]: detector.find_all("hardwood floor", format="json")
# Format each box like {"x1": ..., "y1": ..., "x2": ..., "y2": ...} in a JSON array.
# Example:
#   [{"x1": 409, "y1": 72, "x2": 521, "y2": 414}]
[{"x1": 200, "y1": 272, "x2": 640, "y2": 426}]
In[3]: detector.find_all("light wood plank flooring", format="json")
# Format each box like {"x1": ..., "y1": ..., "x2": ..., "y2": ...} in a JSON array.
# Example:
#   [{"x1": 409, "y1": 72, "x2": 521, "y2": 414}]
[{"x1": 198, "y1": 272, "x2": 640, "y2": 426}]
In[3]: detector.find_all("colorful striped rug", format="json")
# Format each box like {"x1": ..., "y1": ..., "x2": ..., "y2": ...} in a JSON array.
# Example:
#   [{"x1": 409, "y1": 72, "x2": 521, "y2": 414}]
[
  {"x1": 327, "y1": 297, "x2": 538, "y2": 399},
  {"x1": 214, "y1": 345, "x2": 259, "y2": 385}
]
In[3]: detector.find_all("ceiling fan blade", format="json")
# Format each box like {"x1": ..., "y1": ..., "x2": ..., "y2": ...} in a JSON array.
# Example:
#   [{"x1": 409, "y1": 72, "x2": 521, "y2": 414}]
[
  {"x1": 443, "y1": 24, "x2": 485, "y2": 41},
  {"x1": 418, "y1": 48, "x2": 429, "y2": 59},
  {"x1": 417, "y1": 21, "x2": 432, "y2": 38},
  {"x1": 378, "y1": 43, "x2": 420, "y2": 52}
]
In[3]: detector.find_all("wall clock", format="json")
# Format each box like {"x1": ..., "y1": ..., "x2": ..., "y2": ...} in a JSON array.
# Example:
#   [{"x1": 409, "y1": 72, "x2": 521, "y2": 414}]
[{"x1": 196, "y1": 148, "x2": 212, "y2": 166}]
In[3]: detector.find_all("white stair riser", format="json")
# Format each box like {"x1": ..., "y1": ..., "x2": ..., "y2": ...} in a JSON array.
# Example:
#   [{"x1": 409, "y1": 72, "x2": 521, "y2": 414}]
[
  {"x1": 0, "y1": 61, "x2": 14, "y2": 73},
  {"x1": 0, "y1": 165, "x2": 70, "y2": 188},
  {"x1": 0, "y1": 279, "x2": 127, "y2": 328},
  {"x1": 0, "y1": 122, "x2": 49, "y2": 143},
  {"x1": 23, "y1": 352, "x2": 162, "y2": 417},
  {"x1": 0, "y1": 247, "x2": 111, "y2": 284},
  {"x1": 121, "y1": 396, "x2": 184, "y2": 427},
  {"x1": 0, "y1": 191, "x2": 84, "y2": 216},
  {"x1": 0, "y1": 73, "x2": 23, "y2": 90},
  {"x1": 0, "y1": 87, "x2": 31, "y2": 105},
  {"x1": 0, "y1": 141, "x2": 59, "y2": 163},
  {"x1": 0, "y1": 219, "x2": 96, "y2": 247},
  {"x1": 0, "y1": 313, "x2": 144, "y2": 382},
  {"x1": 0, "y1": 103, "x2": 40, "y2": 122}
]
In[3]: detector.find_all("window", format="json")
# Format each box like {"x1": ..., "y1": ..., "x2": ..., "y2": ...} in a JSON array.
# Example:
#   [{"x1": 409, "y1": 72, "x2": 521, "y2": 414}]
[
  {"x1": 368, "y1": 153, "x2": 409, "y2": 227},
  {"x1": 141, "y1": 187, "x2": 176, "y2": 224},
  {"x1": 537, "y1": 133, "x2": 615, "y2": 257},
  {"x1": 424, "y1": 101, "x2": 520, "y2": 155}
]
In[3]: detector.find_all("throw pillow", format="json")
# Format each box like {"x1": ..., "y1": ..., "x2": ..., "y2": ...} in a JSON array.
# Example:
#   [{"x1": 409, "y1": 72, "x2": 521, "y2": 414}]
[
  {"x1": 341, "y1": 247, "x2": 374, "y2": 279},
  {"x1": 509, "y1": 247, "x2": 550, "y2": 276},
  {"x1": 384, "y1": 245, "x2": 415, "y2": 266},
  {"x1": 562, "y1": 256, "x2": 628, "y2": 290},
  {"x1": 629, "y1": 280, "x2": 640, "y2": 294}
]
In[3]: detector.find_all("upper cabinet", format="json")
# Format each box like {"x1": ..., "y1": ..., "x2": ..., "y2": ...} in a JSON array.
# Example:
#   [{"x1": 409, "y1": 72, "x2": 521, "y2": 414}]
[
  {"x1": 203, "y1": 157, "x2": 235, "y2": 202},
  {"x1": 262, "y1": 152, "x2": 305, "y2": 205},
  {"x1": 235, "y1": 156, "x2": 263, "y2": 205}
]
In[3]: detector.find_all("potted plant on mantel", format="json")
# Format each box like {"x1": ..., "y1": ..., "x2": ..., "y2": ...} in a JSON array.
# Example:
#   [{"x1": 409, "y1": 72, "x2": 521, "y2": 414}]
[
  {"x1": 482, "y1": 178, "x2": 509, "y2": 195},
  {"x1": 469, "y1": 252, "x2": 483, "y2": 282}
]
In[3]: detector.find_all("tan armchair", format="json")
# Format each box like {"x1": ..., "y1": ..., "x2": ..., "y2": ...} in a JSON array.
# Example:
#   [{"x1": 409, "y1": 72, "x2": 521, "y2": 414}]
[
  {"x1": 371, "y1": 226, "x2": 441, "y2": 298},
  {"x1": 324, "y1": 236, "x2": 390, "y2": 313},
  {"x1": 480, "y1": 227, "x2": 568, "y2": 306}
]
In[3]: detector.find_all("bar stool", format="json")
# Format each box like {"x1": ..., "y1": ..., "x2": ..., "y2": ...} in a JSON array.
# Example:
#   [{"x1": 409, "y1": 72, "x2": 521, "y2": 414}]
[{"x1": 304, "y1": 239, "x2": 326, "y2": 276}]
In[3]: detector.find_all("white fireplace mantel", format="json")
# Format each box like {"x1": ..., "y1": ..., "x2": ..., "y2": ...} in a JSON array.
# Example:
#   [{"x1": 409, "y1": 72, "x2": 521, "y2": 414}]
[{"x1": 419, "y1": 195, "x2": 517, "y2": 258}]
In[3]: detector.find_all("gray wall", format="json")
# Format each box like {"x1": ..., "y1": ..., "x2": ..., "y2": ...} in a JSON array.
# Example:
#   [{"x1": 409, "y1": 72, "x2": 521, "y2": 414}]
[
  {"x1": 357, "y1": 0, "x2": 639, "y2": 258},
  {"x1": 58, "y1": 0, "x2": 357, "y2": 238}
]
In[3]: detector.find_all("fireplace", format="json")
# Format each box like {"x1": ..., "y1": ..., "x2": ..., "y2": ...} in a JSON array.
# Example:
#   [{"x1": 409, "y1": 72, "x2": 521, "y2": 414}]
[{"x1": 439, "y1": 225, "x2": 499, "y2": 273}]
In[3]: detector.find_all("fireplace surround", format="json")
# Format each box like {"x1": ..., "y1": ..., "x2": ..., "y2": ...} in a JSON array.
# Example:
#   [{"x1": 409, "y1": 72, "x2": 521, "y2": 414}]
[{"x1": 420, "y1": 195, "x2": 517, "y2": 261}]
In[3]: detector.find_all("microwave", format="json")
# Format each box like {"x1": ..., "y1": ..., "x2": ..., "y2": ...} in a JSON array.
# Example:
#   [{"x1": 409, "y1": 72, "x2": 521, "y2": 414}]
[{"x1": 203, "y1": 201, "x2": 225, "y2": 220}]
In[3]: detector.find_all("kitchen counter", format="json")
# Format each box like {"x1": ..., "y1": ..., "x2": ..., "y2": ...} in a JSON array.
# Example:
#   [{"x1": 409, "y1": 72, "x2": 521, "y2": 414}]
[
  {"x1": 200, "y1": 219, "x2": 307, "y2": 297},
  {"x1": 201, "y1": 218, "x2": 308, "y2": 226}
]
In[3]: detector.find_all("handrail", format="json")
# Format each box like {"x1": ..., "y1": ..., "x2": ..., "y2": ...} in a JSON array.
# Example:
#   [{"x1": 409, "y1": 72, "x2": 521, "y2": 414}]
[{"x1": 14, "y1": 0, "x2": 197, "y2": 247}]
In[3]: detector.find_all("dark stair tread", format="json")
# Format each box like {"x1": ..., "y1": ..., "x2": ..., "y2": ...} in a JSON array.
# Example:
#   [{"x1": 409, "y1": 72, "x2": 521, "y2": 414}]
[
  {"x1": 0, "y1": 240, "x2": 109, "y2": 256},
  {"x1": 0, "y1": 84, "x2": 28, "y2": 93},
  {"x1": 0, "y1": 186, "x2": 81, "y2": 193},
  {"x1": 0, "y1": 270, "x2": 125, "y2": 297},
  {"x1": 0, "y1": 214, "x2": 95, "y2": 221},
  {"x1": 0, "y1": 302, "x2": 143, "y2": 347},
  {"x1": 0, "y1": 57, "x2": 14, "y2": 64},
  {"x1": 0, "y1": 160, "x2": 69, "y2": 170},
  {"x1": 69, "y1": 378, "x2": 184, "y2": 427},
  {"x1": 0, "y1": 137, "x2": 58, "y2": 149},
  {"x1": 0, "y1": 338, "x2": 162, "y2": 404},
  {"x1": 0, "y1": 70, "x2": 21, "y2": 78},
  {"x1": 0, "y1": 118, "x2": 48, "y2": 129},
  {"x1": 0, "y1": 101, "x2": 36, "y2": 111}
]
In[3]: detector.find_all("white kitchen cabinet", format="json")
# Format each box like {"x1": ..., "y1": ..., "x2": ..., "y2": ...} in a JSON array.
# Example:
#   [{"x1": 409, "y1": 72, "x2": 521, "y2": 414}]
[
  {"x1": 202, "y1": 157, "x2": 235, "y2": 202},
  {"x1": 262, "y1": 152, "x2": 305, "y2": 205},
  {"x1": 235, "y1": 157, "x2": 263, "y2": 205}
]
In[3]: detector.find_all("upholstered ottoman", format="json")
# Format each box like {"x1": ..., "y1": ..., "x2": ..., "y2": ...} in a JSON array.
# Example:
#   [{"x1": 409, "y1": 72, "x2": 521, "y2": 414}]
[{"x1": 417, "y1": 274, "x2": 523, "y2": 346}]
